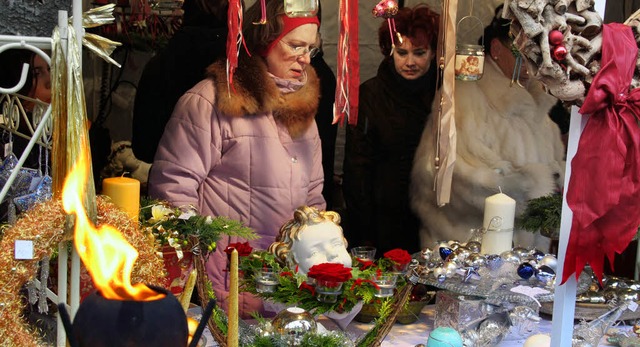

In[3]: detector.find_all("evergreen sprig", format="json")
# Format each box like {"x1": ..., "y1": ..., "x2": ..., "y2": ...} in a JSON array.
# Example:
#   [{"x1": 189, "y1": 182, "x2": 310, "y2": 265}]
[
  {"x1": 516, "y1": 193, "x2": 562, "y2": 235},
  {"x1": 139, "y1": 197, "x2": 258, "y2": 254},
  {"x1": 355, "y1": 298, "x2": 394, "y2": 347}
]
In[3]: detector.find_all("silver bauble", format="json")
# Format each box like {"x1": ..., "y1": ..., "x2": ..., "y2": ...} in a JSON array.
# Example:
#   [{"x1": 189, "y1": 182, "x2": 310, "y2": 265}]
[
  {"x1": 421, "y1": 248, "x2": 433, "y2": 261},
  {"x1": 617, "y1": 288, "x2": 640, "y2": 302},
  {"x1": 465, "y1": 241, "x2": 482, "y2": 253},
  {"x1": 453, "y1": 247, "x2": 471, "y2": 262},
  {"x1": 535, "y1": 265, "x2": 556, "y2": 286},
  {"x1": 448, "y1": 239, "x2": 461, "y2": 247},
  {"x1": 446, "y1": 253, "x2": 464, "y2": 267},
  {"x1": 444, "y1": 261, "x2": 458, "y2": 276},
  {"x1": 271, "y1": 307, "x2": 317, "y2": 346},
  {"x1": 539, "y1": 255, "x2": 558, "y2": 271},
  {"x1": 512, "y1": 247, "x2": 530, "y2": 259},
  {"x1": 528, "y1": 249, "x2": 545, "y2": 262},
  {"x1": 433, "y1": 267, "x2": 447, "y2": 282},
  {"x1": 465, "y1": 253, "x2": 486, "y2": 269},
  {"x1": 500, "y1": 250, "x2": 521, "y2": 264},
  {"x1": 485, "y1": 254, "x2": 503, "y2": 271}
]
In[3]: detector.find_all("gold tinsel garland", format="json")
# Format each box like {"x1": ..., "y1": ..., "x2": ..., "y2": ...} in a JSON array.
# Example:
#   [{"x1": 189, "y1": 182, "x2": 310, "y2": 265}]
[{"x1": 0, "y1": 196, "x2": 165, "y2": 346}]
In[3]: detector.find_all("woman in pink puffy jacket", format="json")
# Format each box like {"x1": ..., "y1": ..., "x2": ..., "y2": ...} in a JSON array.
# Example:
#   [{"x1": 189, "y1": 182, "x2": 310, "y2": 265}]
[{"x1": 148, "y1": 0, "x2": 325, "y2": 318}]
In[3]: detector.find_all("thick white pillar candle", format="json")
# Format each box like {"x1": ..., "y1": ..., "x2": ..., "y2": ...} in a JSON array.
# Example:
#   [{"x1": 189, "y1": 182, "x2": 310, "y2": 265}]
[{"x1": 480, "y1": 192, "x2": 516, "y2": 254}]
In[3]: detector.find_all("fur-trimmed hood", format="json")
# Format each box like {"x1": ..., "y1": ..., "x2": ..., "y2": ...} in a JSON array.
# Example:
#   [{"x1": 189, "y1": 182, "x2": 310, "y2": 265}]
[{"x1": 206, "y1": 54, "x2": 320, "y2": 138}]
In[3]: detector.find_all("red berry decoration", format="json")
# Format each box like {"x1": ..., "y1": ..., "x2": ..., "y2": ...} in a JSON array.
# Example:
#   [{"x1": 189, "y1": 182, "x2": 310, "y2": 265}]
[
  {"x1": 549, "y1": 30, "x2": 564, "y2": 46},
  {"x1": 553, "y1": 45, "x2": 568, "y2": 61}
]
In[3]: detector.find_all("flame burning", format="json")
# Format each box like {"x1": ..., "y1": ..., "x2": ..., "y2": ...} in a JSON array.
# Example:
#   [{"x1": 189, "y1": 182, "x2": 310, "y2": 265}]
[{"x1": 62, "y1": 149, "x2": 163, "y2": 301}]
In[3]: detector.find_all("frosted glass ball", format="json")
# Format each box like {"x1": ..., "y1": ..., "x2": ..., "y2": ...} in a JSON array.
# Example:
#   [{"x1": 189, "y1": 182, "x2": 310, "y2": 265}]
[
  {"x1": 523, "y1": 334, "x2": 551, "y2": 347},
  {"x1": 427, "y1": 327, "x2": 463, "y2": 347}
]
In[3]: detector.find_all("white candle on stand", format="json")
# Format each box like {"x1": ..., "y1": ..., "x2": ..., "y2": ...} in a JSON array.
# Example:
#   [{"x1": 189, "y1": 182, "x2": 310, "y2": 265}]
[{"x1": 480, "y1": 191, "x2": 516, "y2": 255}]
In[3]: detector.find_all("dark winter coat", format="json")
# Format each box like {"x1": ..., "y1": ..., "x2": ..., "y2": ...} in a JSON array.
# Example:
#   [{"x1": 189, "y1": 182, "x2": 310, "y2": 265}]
[
  {"x1": 131, "y1": 20, "x2": 227, "y2": 163},
  {"x1": 343, "y1": 58, "x2": 437, "y2": 255}
]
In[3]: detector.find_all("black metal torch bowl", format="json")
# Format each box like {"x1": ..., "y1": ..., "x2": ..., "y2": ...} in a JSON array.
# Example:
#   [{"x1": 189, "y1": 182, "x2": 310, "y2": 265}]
[{"x1": 64, "y1": 285, "x2": 188, "y2": 347}]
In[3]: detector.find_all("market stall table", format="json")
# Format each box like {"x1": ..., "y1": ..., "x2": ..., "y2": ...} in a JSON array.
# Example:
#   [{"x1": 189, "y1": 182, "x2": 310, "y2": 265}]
[{"x1": 190, "y1": 304, "x2": 633, "y2": 346}]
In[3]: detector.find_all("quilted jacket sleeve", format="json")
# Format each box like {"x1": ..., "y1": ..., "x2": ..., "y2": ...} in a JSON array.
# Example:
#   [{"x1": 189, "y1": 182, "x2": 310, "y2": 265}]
[{"x1": 148, "y1": 81, "x2": 221, "y2": 210}]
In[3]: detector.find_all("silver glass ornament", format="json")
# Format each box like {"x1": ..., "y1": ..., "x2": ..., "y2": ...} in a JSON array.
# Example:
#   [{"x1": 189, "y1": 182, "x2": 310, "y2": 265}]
[
  {"x1": 512, "y1": 247, "x2": 530, "y2": 259},
  {"x1": 271, "y1": 307, "x2": 317, "y2": 346},
  {"x1": 500, "y1": 251, "x2": 521, "y2": 264},
  {"x1": 485, "y1": 254, "x2": 503, "y2": 271},
  {"x1": 465, "y1": 241, "x2": 482, "y2": 253},
  {"x1": 465, "y1": 253, "x2": 486, "y2": 269},
  {"x1": 534, "y1": 265, "x2": 556, "y2": 286},
  {"x1": 539, "y1": 255, "x2": 558, "y2": 271}
]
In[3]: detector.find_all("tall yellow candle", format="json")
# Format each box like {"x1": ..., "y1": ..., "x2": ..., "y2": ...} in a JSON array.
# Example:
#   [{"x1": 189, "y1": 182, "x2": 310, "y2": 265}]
[
  {"x1": 227, "y1": 249, "x2": 239, "y2": 347},
  {"x1": 101, "y1": 177, "x2": 140, "y2": 221}
]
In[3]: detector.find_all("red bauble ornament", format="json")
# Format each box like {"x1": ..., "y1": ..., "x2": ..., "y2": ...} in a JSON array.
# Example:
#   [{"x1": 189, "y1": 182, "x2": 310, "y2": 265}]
[
  {"x1": 549, "y1": 30, "x2": 564, "y2": 45},
  {"x1": 553, "y1": 45, "x2": 568, "y2": 61}
]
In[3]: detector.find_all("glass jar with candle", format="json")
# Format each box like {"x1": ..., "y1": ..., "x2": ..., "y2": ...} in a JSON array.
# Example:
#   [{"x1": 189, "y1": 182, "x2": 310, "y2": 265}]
[
  {"x1": 455, "y1": 43, "x2": 485, "y2": 81},
  {"x1": 285, "y1": 0, "x2": 318, "y2": 17},
  {"x1": 455, "y1": 15, "x2": 485, "y2": 81}
]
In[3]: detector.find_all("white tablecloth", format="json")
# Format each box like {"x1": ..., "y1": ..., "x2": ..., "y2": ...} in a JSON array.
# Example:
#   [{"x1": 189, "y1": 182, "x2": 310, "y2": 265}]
[{"x1": 192, "y1": 305, "x2": 630, "y2": 346}]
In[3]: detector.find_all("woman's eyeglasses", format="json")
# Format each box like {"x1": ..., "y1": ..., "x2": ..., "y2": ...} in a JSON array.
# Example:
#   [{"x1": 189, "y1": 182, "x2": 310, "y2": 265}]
[{"x1": 280, "y1": 41, "x2": 319, "y2": 58}]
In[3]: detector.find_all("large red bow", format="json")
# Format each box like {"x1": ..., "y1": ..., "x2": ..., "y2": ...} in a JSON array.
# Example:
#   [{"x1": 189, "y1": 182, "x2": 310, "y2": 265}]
[{"x1": 562, "y1": 23, "x2": 640, "y2": 285}]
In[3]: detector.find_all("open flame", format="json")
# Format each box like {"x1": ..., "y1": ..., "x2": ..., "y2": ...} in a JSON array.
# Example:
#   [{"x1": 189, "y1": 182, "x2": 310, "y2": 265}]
[{"x1": 62, "y1": 148, "x2": 163, "y2": 301}]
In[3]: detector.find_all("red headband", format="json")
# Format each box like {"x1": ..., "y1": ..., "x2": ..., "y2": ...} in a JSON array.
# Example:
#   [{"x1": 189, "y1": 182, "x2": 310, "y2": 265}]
[{"x1": 261, "y1": 15, "x2": 320, "y2": 57}]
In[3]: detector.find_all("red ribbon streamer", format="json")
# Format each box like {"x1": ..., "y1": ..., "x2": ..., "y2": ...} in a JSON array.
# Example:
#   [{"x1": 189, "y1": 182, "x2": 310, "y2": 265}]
[
  {"x1": 561, "y1": 23, "x2": 640, "y2": 285},
  {"x1": 333, "y1": 0, "x2": 359, "y2": 126},
  {"x1": 226, "y1": 0, "x2": 244, "y2": 93}
]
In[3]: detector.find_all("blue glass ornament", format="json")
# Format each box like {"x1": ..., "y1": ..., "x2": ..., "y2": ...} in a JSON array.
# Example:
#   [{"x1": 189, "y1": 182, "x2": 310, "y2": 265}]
[
  {"x1": 517, "y1": 262, "x2": 535, "y2": 280},
  {"x1": 439, "y1": 247, "x2": 453, "y2": 260}
]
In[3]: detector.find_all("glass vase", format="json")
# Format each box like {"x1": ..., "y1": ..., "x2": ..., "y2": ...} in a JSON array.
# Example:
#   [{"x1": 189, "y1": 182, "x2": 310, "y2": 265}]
[{"x1": 315, "y1": 280, "x2": 343, "y2": 303}]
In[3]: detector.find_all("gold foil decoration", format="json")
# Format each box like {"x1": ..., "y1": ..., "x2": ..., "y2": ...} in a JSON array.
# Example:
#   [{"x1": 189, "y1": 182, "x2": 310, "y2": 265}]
[
  {"x1": 51, "y1": 25, "x2": 97, "y2": 234},
  {"x1": 73, "y1": 4, "x2": 122, "y2": 67}
]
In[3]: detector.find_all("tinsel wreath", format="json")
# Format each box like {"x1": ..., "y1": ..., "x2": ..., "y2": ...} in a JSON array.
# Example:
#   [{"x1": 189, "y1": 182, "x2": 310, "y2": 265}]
[{"x1": 0, "y1": 196, "x2": 165, "y2": 346}]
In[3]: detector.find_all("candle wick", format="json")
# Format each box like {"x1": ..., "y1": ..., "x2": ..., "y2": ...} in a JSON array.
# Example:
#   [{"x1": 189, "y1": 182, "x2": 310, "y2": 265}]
[
  {"x1": 121, "y1": 172, "x2": 130, "y2": 178},
  {"x1": 498, "y1": 186, "x2": 503, "y2": 194}
]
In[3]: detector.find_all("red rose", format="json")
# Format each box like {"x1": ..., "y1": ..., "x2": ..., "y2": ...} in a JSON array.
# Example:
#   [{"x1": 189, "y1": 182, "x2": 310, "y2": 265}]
[
  {"x1": 307, "y1": 263, "x2": 353, "y2": 283},
  {"x1": 224, "y1": 242, "x2": 253, "y2": 256},
  {"x1": 383, "y1": 248, "x2": 412, "y2": 266}
]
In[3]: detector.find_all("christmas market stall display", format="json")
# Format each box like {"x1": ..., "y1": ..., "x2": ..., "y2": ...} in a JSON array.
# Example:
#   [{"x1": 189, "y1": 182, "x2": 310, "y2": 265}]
[
  {"x1": 502, "y1": 0, "x2": 640, "y2": 342},
  {"x1": 234, "y1": 246, "x2": 421, "y2": 346}
]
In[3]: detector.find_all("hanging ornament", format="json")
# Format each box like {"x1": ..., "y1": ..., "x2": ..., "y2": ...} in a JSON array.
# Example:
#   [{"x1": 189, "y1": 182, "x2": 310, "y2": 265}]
[
  {"x1": 284, "y1": 0, "x2": 318, "y2": 18},
  {"x1": 226, "y1": 0, "x2": 246, "y2": 94},
  {"x1": 372, "y1": 0, "x2": 400, "y2": 50},
  {"x1": 333, "y1": 0, "x2": 359, "y2": 126},
  {"x1": 372, "y1": 0, "x2": 398, "y2": 19},
  {"x1": 253, "y1": 0, "x2": 267, "y2": 25}
]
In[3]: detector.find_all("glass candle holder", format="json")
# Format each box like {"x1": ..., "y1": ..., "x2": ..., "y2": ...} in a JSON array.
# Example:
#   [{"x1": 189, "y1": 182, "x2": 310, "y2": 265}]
[
  {"x1": 285, "y1": 0, "x2": 318, "y2": 17},
  {"x1": 350, "y1": 246, "x2": 377, "y2": 263},
  {"x1": 315, "y1": 280, "x2": 343, "y2": 303},
  {"x1": 254, "y1": 269, "x2": 278, "y2": 293},
  {"x1": 370, "y1": 273, "x2": 398, "y2": 298},
  {"x1": 392, "y1": 262, "x2": 409, "y2": 274}
]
